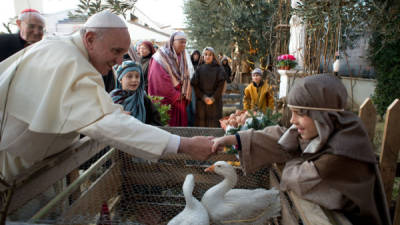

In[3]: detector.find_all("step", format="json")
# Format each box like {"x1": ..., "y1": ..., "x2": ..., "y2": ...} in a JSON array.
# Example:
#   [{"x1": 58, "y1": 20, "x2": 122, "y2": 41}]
[{"x1": 223, "y1": 93, "x2": 242, "y2": 99}]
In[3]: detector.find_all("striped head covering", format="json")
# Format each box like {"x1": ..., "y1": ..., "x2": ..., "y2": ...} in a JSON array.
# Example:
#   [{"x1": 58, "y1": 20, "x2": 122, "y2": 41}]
[
  {"x1": 152, "y1": 31, "x2": 191, "y2": 101},
  {"x1": 110, "y1": 60, "x2": 146, "y2": 123}
]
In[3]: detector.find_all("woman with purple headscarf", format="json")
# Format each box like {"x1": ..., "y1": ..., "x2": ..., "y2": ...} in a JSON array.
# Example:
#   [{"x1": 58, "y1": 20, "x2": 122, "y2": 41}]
[{"x1": 147, "y1": 31, "x2": 191, "y2": 126}]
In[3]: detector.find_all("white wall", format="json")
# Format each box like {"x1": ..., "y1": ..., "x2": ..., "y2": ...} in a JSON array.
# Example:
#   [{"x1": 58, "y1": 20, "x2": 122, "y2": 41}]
[
  {"x1": 281, "y1": 73, "x2": 376, "y2": 109},
  {"x1": 341, "y1": 76, "x2": 376, "y2": 108},
  {"x1": 14, "y1": 0, "x2": 43, "y2": 15}
]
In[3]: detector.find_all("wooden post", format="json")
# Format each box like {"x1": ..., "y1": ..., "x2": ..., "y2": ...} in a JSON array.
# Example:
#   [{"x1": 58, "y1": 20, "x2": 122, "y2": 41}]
[
  {"x1": 359, "y1": 98, "x2": 376, "y2": 144},
  {"x1": 379, "y1": 99, "x2": 400, "y2": 204}
]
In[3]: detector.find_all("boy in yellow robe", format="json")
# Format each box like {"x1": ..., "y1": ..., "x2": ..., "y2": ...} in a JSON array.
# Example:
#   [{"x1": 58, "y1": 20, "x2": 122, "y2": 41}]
[{"x1": 243, "y1": 68, "x2": 274, "y2": 113}]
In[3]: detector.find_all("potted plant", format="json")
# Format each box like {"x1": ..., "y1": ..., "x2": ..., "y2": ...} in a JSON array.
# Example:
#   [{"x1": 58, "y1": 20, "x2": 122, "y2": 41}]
[{"x1": 277, "y1": 54, "x2": 297, "y2": 70}]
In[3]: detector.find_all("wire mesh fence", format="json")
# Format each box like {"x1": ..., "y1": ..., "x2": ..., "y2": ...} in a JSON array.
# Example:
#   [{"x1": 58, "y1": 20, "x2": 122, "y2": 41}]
[{"x1": 8, "y1": 127, "x2": 283, "y2": 225}]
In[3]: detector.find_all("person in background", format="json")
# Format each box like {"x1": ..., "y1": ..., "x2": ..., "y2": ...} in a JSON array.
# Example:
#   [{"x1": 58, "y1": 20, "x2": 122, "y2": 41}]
[
  {"x1": 186, "y1": 50, "x2": 201, "y2": 126},
  {"x1": 190, "y1": 50, "x2": 201, "y2": 70},
  {"x1": 111, "y1": 60, "x2": 162, "y2": 126},
  {"x1": 217, "y1": 52, "x2": 223, "y2": 63},
  {"x1": 0, "y1": 9, "x2": 45, "y2": 62},
  {"x1": 243, "y1": 68, "x2": 274, "y2": 113},
  {"x1": 221, "y1": 56, "x2": 232, "y2": 83},
  {"x1": 212, "y1": 74, "x2": 391, "y2": 225},
  {"x1": 191, "y1": 47, "x2": 225, "y2": 127},
  {"x1": 138, "y1": 41, "x2": 156, "y2": 92},
  {"x1": 0, "y1": 11, "x2": 213, "y2": 183},
  {"x1": 147, "y1": 31, "x2": 191, "y2": 127}
]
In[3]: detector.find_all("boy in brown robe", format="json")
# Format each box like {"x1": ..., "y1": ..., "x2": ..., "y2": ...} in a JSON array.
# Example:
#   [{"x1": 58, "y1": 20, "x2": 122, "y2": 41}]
[{"x1": 212, "y1": 74, "x2": 391, "y2": 225}]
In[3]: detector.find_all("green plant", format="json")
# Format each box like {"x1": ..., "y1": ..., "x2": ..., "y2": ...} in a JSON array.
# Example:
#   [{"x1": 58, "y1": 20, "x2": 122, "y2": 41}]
[
  {"x1": 276, "y1": 54, "x2": 297, "y2": 69},
  {"x1": 149, "y1": 96, "x2": 171, "y2": 126}
]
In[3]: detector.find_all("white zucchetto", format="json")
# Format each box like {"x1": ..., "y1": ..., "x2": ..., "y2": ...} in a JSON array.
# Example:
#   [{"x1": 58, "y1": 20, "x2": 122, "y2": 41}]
[{"x1": 84, "y1": 10, "x2": 127, "y2": 28}]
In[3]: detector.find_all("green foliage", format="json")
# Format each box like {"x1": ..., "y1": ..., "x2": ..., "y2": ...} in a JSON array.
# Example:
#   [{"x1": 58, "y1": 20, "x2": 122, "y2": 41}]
[
  {"x1": 225, "y1": 109, "x2": 281, "y2": 154},
  {"x1": 276, "y1": 60, "x2": 297, "y2": 69},
  {"x1": 292, "y1": 0, "x2": 371, "y2": 72},
  {"x1": 369, "y1": 1, "x2": 400, "y2": 116},
  {"x1": 68, "y1": 0, "x2": 137, "y2": 20},
  {"x1": 370, "y1": 33, "x2": 400, "y2": 116},
  {"x1": 184, "y1": 0, "x2": 278, "y2": 67},
  {"x1": 148, "y1": 96, "x2": 171, "y2": 126}
]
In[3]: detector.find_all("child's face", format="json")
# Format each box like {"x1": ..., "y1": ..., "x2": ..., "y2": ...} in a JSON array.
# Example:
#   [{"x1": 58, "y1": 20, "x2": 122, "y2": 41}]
[
  {"x1": 121, "y1": 71, "x2": 140, "y2": 91},
  {"x1": 203, "y1": 50, "x2": 214, "y2": 64},
  {"x1": 252, "y1": 73, "x2": 262, "y2": 84},
  {"x1": 290, "y1": 109, "x2": 318, "y2": 140}
]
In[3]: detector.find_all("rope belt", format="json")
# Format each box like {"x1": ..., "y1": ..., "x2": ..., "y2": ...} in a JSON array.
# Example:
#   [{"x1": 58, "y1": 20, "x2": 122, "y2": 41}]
[{"x1": 287, "y1": 104, "x2": 345, "y2": 112}]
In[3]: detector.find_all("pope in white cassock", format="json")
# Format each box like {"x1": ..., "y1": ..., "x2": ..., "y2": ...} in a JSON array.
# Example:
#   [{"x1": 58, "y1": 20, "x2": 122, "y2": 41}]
[{"x1": 0, "y1": 11, "x2": 213, "y2": 182}]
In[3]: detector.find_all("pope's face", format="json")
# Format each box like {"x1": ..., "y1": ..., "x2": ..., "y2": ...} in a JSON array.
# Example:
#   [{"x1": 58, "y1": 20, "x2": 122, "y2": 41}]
[
  {"x1": 86, "y1": 28, "x2": 131, "y2": 75},
  {"x1": 17, "y1": 14, "x2": 45, "y2": 44}
]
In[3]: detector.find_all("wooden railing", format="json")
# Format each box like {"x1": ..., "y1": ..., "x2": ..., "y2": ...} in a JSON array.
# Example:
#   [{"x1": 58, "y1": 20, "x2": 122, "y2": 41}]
[{"x1": 360, "y1": 98, "x2": 400, "y2": 225}]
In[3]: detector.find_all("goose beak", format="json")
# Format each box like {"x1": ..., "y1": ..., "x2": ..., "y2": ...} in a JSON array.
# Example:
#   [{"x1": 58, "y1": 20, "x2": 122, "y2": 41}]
[{"x1": 204, "y1": 165, "x2": 215, "y2": 172}]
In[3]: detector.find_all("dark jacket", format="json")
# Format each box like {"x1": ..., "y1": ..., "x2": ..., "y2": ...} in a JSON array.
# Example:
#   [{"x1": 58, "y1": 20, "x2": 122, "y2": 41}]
[
  {"x1": 191, "y1": 63, "x2": 225, "y2": 127},
  {"x1": 0, "y1": 32, "x2": 27, "y2": 62},
  {"x1": 144, "y1": 95, "x2": 163, "y2": 126}
]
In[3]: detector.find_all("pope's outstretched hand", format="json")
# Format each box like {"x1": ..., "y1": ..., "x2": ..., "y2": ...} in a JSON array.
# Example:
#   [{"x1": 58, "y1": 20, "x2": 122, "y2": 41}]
[{"x1": 178, "y1": 136, "x2": 214, "y2": 161}]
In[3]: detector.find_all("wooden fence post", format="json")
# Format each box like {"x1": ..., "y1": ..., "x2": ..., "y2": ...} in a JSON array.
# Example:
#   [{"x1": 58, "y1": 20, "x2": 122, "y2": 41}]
[
  {"x1": 379, "y1": 99, "x2": 400, "y2": 204},
  {"x1": 359, "y1": 98, "x2": 377, "y2": 144}
]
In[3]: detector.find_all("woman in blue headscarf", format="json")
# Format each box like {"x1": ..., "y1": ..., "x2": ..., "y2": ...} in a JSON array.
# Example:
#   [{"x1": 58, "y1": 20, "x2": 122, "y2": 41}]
[{"x1": 110, "y1": 60, "x2": 162, "y2": 126}]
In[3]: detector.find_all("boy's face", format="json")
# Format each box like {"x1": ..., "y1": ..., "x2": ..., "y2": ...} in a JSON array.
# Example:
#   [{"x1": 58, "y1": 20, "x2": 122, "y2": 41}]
[
  {"x1": 252, "y1": 73, "x2": 262, "y2": 84},
  {"x1": 290, "y1": 109, "x2": 318, "y2": 140},
  {"x1": 121, "y1": 71, "x2": 140, "y2": 91}
]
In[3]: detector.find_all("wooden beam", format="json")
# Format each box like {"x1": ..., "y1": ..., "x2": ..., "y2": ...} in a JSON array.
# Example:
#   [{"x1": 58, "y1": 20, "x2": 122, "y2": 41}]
[
  {"x1": 7, "y1": 138, "x2": 107, "y2": 214},
  {"x1": 379, "y1": 99, "x2": 400, "y2": 203},
  {"x1": 61, "y1": 162, "x2": 121, "y2": 220},
  {"x1": 288, "y1": 191, "x2": 336, "y2": 225},
  {"x1": 269, "y1": 169, "x2": 299, "y2": 225},
  {"x1": 359, "y1": 98, "x2": 377, "y2": 143}
]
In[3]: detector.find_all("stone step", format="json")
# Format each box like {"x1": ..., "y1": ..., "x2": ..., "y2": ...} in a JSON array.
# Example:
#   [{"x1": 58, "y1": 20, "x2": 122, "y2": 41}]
[
  {"x1": 223, "y1": 103, "x2": 241, "y2": 108},
  {"x1": 223, "y1": 93, "x2": 242, "y2": 99}
]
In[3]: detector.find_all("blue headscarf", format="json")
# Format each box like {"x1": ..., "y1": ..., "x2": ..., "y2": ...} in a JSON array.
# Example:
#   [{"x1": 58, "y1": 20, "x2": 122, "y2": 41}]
[{"x1": 110, "y1": 60, "x2": 146, "y2": 123}]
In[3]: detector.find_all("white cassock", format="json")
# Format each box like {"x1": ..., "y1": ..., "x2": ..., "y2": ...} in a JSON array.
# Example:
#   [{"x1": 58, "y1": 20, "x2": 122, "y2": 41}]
[{"x1": 0, "y1": 33, "x2": 179, "y2": 181}]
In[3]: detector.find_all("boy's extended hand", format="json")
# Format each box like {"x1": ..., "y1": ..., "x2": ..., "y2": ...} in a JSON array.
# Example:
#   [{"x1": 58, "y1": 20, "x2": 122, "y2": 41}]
[{"x1": 211, "y1": 135, "x2": 237, "y2": 153}]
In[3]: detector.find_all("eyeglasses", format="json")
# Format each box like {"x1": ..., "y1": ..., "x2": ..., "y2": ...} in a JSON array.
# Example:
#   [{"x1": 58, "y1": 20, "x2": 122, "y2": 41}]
[{"x1": 22, "y1": 21, "x2": 44, "y2": 32}]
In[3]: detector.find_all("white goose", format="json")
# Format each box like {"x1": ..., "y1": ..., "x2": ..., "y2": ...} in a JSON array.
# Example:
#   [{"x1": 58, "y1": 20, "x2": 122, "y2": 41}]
[
  {"x1": 168, "y1": 174, "x2": 209, "y2": 225},
  {"x1": 201, "y1": 161, "x2": 280, "y2": 225}
]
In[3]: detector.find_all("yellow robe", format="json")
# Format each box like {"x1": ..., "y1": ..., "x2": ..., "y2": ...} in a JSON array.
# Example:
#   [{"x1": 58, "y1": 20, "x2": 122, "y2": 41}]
[{"x1": 243, "y1": 81, "x2": 274, "y2": 113}]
